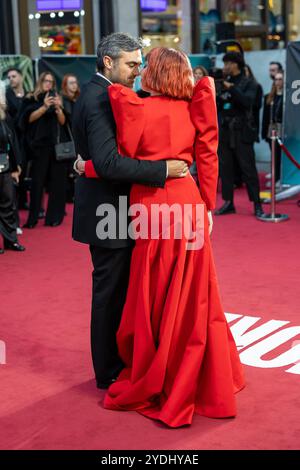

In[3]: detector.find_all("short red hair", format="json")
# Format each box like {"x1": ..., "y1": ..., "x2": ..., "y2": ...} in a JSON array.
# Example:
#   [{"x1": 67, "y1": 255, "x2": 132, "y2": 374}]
[
  {"x1": 61, "y1": 74, "x2": 80, "y2": 100},
  {"x1": 142, "y1": 47, "x2": 194, "y2": 100}
]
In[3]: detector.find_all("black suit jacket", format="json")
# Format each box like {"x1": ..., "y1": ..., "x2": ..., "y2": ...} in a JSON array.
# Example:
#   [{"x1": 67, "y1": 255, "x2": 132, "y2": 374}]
[
  {"x1": 0, "y1": 116, "x2": 22, "y2": 172},
  {"x1": 72, "y1": 74, "x2": 167, "y2": 248}
]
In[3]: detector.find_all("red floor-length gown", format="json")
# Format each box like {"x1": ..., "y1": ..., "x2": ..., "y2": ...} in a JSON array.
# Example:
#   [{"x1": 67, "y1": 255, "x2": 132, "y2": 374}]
[{"x1": 87, "y1": 78, "x2": 245, "y2": 427}]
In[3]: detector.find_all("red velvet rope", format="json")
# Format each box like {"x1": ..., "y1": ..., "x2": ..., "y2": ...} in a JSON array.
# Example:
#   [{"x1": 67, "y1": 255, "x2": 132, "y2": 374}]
[{"x1": 277, "y1": 138, "x2": 300, "y2": 170}]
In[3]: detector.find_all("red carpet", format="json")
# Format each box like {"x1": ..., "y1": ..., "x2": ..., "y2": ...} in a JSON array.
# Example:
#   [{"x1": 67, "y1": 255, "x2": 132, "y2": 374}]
[{"x1": 0, "y1": 187, "x2": 299, "y2": 450}]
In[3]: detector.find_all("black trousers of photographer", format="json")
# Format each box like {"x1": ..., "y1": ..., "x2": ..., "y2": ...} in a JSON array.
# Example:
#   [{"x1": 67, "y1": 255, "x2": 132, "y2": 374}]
[
  {"x1": 0, "y1": 172, "x2": 18, "y2": 243},
  {"x1": 218, "y1": 127, "x2": 261, "y2": 203},
  {"x1": 27, "y1": 146, "x2": 67, "y2": 226}
]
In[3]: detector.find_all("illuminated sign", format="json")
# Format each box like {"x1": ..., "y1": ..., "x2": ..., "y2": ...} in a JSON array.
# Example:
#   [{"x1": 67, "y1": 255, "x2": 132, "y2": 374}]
[
  {"x1": 140, "y1": 0, "x2": 167, "y2": 12},
  {"x1": 36, "y1": 0, "x2": 82, "y2": 11}
]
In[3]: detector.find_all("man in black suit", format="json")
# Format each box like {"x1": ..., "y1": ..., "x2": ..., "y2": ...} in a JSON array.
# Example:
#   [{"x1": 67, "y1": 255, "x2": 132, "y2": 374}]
[
  {"x1": 5, "y1": 68, "x2": 28, "y2": 212},
  {"x1": 72, "y1": 33, "x2": 188, "y2": 389},
  {"x1": 5, "y1": 68, "x2": 26, "y2": 125}
]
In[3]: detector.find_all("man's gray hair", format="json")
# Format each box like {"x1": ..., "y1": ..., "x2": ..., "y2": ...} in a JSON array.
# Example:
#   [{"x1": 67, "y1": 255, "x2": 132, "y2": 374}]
[{"x1": 96, "y1": 33, "x2": 143, "y2": 72}]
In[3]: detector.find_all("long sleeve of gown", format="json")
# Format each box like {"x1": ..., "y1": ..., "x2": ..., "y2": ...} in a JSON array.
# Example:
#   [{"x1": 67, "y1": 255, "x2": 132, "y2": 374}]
[
  {"x1": 85, "y1": 159, "x2": 98, "y2": 178},
  {"x1": 84, "y1": 85, "x2": 161, "y2": 182},
  {"x1": 190, "y1": 77, "x2": 219, "y2": 211},
  {"x1": 108, "y1": 84, "x2": 145, "y2": 158}
]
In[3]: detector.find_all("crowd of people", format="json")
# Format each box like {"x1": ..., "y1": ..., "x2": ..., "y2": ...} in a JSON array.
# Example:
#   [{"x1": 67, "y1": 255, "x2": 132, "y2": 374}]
[
  {"x1": 0, "y1": 53, "x2": 284, "y2": 254},
  {"x1": 193, "y1": 57, "x2": 284, "y2": 216},
  {"x1": 0, "y1": 69, "x2": 80, "y2": 253}
]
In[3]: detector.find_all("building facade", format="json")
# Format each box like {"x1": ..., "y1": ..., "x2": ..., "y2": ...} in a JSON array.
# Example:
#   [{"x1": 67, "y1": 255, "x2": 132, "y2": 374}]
[
  {"x1": 139, "y1": 0, "x2": 300, "y2": 54},
  {"x1": 0, "y1": 0, "x2": 300, "y2": 57}
]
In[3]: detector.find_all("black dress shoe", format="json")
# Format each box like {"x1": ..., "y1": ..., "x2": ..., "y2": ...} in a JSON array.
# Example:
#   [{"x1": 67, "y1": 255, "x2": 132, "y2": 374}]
[
  {"x1": 96, "y1": 378, "x2": 117, "y2": 389},
  {"x1": 3, "y1": 241, "x2": 26, "y2": 252},
  {"x1": 254, "y1": 202, "x2": 264, "y2": 218},
  {"x1": 45, "y1": 221, "x2": 62, "y2": 227},
  {"x1": 23, "y1": 222, "x2": 37, "y2": 229},
  {"x1": 215, "y1": 201, "x2": 236, "y2": 215}
]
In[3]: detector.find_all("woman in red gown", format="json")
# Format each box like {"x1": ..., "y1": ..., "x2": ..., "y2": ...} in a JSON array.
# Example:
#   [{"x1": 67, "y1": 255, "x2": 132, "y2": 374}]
[{"x1": 84, "y1": 47, "x2": 245, "y2": 428}]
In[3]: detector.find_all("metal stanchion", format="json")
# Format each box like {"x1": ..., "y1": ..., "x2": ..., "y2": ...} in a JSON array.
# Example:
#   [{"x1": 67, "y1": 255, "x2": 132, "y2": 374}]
[{"x1": 257, "y1": 129, "x2": 289, "y2": 222}]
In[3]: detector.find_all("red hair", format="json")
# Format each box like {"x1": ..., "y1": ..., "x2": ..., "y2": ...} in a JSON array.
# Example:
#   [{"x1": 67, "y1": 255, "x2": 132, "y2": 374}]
[
  {"x1": 61, "y1": 74, "x2": 80, "y2": 100},
  {"x1": 142, "y1": 47, "x2": 194, "y2": 101}
]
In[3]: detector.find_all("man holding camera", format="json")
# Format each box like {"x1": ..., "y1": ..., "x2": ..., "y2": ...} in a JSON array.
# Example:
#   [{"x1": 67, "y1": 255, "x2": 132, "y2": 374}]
[{"x1": 215, "y1": 52, "x2": 264, "y2": 218}]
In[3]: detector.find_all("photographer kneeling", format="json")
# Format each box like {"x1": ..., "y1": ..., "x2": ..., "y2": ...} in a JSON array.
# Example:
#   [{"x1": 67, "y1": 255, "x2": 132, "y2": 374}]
[{"x1": 215, "y1": 52, "x2": 264, "y2": 218}]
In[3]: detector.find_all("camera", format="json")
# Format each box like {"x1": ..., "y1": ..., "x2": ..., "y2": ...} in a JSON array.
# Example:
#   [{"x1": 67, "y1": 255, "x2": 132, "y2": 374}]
[
  {"x1": 48, "y1": 89, "x2": 57, "y2": 110},
  {"x1": 209, "y1": 67, "x2": 225, "y2": 96}
]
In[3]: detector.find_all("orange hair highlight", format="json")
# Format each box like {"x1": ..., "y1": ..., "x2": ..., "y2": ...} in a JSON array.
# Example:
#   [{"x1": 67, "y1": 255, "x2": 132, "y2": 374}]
[{"x1": 142, "y1": 47, "x2": 194, "y2": 101}]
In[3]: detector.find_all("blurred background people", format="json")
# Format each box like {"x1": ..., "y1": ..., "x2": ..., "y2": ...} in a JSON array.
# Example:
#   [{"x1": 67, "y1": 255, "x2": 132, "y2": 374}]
[
  {"x1": 0, "y1": 82, "x2": 25, "y2": 253},
  {"x1": 215, "y1": 52, "x2": 264, "y2": 218},
  {"x1": 262, "y1": 71, "x2": 284, "y2": 187},
  {"x1": 61, "y1": 74, "x2": 80, "y2": 203},
  {"x1": 61, "y1": 74, "x2": 80, "y2": 121},
  {"x1": 19, "y1": 72, "x2": 67, "y2": 228},
  {"x1": 5, "y1": 68, "x2": 26, "y2": 124},
  {"x1": 269, "y1": 61, "x2": 283, "y2": 81},
  {"x1": 5, "y1": 68, "x2": 29, "y2": 225},
  {"x1": 193, "y1": 65, "x2": 208, "y2": 83}
]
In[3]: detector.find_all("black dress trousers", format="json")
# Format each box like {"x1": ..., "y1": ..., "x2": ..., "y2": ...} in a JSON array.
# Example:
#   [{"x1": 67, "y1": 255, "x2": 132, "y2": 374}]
[
  {"x1": 0, "y1": 172, "x2": 18, "y2": 243},
  {"x1": 218, "y1": 128, "x2": 261, "y2": 203},
  {"x1": 27, "y1": 146, "x2": 67, "y2": 225},
  {"x1": 89, "y1": 244, "x2": 132, "y2": 383}
]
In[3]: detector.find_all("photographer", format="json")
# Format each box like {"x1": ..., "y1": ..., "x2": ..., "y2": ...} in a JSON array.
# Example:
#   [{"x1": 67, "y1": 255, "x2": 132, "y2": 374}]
[
  {"x1": 215, "y1": 52, "x2": 264, "y2": 218},
  {"x1": 19, "y1": 72, "x2": 67, "y2": 228}
]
